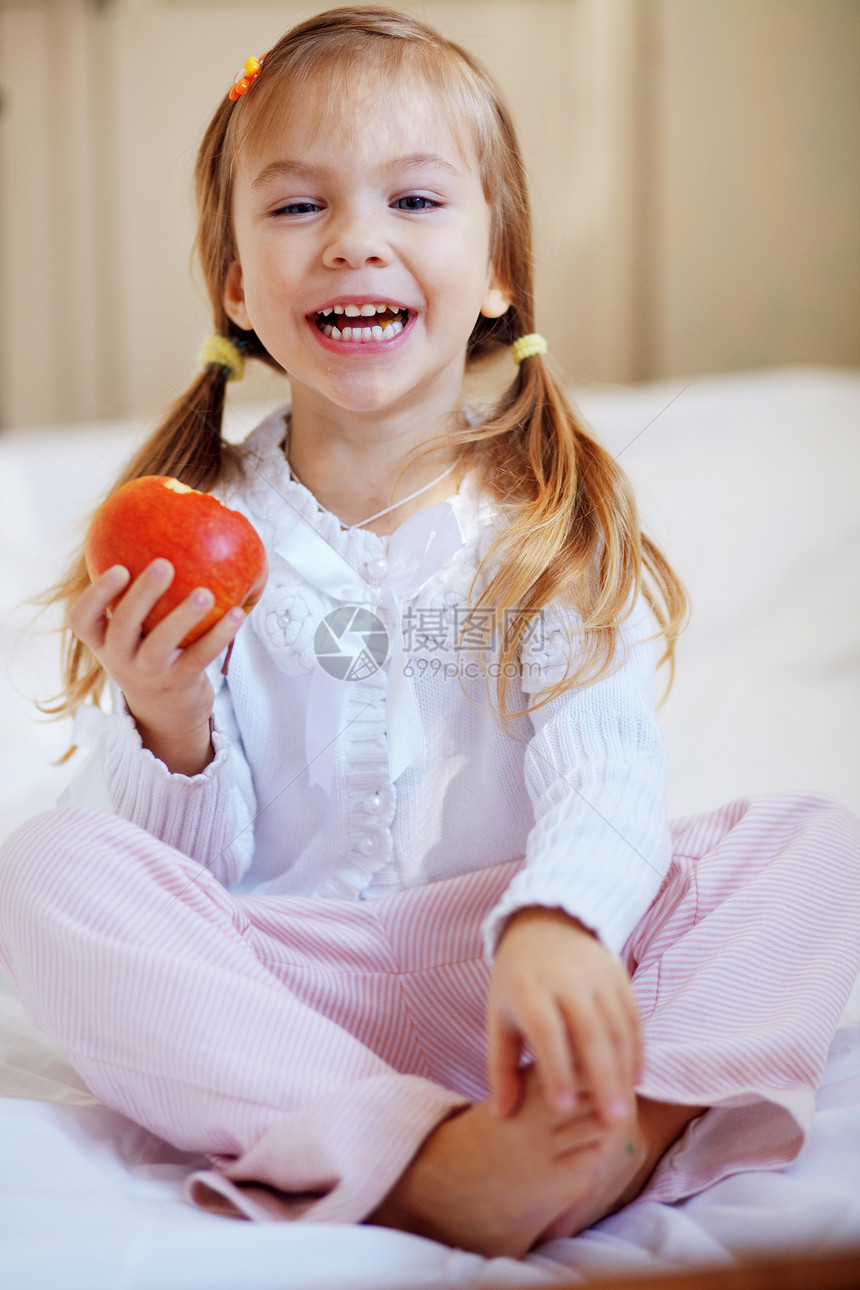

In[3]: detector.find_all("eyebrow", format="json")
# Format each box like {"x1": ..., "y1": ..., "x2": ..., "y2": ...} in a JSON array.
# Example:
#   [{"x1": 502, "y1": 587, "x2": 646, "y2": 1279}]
[{"x1": 251, "y1": 152, "x2": 465, "y2": 190}]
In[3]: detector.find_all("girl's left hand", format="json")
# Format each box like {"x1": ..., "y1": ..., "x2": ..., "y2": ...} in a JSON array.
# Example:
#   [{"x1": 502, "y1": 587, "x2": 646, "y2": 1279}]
[{"x1": 487, "y1": 906, "x2": 643, "y2": 1127}]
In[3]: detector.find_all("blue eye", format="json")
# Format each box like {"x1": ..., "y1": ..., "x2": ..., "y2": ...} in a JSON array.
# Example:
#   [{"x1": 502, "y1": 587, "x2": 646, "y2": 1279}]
[
  {"x1": 272, "y1": 201, "x2": 320, "y2": 216},
  {"x1": 393, "y1": 195, "x2": 439, "y2": 212}
]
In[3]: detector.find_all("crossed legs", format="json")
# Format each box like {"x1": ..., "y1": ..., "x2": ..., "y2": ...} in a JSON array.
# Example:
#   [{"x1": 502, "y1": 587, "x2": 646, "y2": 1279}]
[{"x1": 1, "y1": 795, "x2": 858, "y2": 1255}]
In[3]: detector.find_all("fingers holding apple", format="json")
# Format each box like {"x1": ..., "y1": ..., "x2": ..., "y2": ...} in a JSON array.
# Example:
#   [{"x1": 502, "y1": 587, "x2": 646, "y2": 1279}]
[
  {"x1": 72, "y1": 476, "x2": 268, "y2": 775},
  {"x1": 69, "y1": 564, "x2": 132, "y2": 654},
  {"x1": 69, "y1": 558, "x2": 247, "y2": 769},
  {"x1": 71, "y1": 559, "x2": 242, "y2": 668},
  {"x1": 93, "y1": 558, "x2": 182, "y2": 659},
  {"x1": 133, "y1": 575, "x2": 246, "y2": 677},
  {"x1": 84, "y1": 475, "x2": 268, "y2": 646}
]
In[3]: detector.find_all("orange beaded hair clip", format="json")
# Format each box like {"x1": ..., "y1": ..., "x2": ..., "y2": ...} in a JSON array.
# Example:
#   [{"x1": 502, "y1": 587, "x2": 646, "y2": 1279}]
[{"x1": 229, "y1": 54, "x2": 265, "y2": 102}]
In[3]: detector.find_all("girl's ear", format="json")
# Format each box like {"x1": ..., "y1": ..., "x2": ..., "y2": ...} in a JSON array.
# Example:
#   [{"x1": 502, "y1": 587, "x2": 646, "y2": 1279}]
[
  {"x1": 223, "y1": 260, "x2": 252, "y2": 330},
  {"x1": 480, "y1": 278, "x2": 511, "y2": 320}
]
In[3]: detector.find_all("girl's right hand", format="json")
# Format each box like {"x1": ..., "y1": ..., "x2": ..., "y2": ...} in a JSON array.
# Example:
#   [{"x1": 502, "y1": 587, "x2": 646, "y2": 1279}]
[{"x1": 69, "y1": 559, "x2": 245, "y2": 776}]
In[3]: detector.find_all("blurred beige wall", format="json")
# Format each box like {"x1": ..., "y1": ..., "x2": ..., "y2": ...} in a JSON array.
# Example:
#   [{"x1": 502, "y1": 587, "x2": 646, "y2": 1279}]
[{"x1": 0, "y1": 0, "x2": 858, "y2": 428}]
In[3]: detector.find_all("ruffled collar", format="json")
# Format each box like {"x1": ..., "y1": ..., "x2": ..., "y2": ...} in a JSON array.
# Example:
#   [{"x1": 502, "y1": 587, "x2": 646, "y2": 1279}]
[
  {"x1": 230, "y1": 405, "x2": 495, "y2": 566},
  {"x1": 228, "y1": 407, "x2": 502, "y2": 793}
]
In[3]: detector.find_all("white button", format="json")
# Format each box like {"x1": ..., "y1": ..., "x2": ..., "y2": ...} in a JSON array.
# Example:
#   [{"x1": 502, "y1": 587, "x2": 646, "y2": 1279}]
[
  {"x1": 357, "y1": 833, "x2": 377, "y2": 856},
  {"x1": 363, "y1": 792, "x2": 383, "y2": 814},
  {"x1": 367, "y1": 556, "x2": 388, "y2": 581}
]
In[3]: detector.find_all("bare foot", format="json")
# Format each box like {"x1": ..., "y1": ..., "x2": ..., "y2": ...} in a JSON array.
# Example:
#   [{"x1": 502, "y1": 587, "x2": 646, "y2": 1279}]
[
  {"x1": 369, "y1": 1080, "x2": 705, "y2": 1257},
  {"x1": 536, "y1": 1096, "x2": 706, "y2": 1241},
  {"x1": 368, "y1": 1071, "x2": 610, "y2": 1258}
]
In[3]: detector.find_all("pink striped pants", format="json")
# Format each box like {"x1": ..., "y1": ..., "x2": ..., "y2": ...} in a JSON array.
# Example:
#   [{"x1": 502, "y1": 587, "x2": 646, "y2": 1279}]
[{"x1": 0, "y1": 793, "x2": 858, "y2": 1225}]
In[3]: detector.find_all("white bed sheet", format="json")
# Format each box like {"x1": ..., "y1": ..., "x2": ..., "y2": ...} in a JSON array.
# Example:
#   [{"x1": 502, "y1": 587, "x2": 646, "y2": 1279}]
[
  {"x1": 1, "y1": 1022, "x2": 859, "y2": 1289},
  {"x1": 1, "y1": 366, "x2": 859, "y2": 1286}
]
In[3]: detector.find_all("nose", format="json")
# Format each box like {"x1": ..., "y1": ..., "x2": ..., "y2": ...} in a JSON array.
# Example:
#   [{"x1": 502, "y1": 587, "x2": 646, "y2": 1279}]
[{"x1": 322, "y1": 204, "x2": 392, "y2": 270}]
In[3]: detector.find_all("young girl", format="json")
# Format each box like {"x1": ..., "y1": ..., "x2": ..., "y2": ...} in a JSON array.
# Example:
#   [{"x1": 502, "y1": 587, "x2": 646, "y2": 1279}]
[{"x1": 1, "y1": 5, "x2": 858, "y2": 1260}]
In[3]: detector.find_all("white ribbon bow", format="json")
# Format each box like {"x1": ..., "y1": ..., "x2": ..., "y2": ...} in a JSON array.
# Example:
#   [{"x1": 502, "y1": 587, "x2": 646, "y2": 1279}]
[{"x1": 273, "y1": 502, "x2": 467, "y2": 792}]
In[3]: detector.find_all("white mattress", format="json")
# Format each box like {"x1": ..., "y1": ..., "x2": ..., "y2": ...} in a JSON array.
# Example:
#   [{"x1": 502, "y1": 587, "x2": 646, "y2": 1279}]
[{"x1": 1, "y1": 366, "x2": 859, "y2": 1286}]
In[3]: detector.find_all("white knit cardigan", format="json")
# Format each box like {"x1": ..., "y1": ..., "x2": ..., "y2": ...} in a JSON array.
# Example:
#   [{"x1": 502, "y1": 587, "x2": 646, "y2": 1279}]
[{"x1": 65, "y1": 409, "x2": 672, "y2": 958}]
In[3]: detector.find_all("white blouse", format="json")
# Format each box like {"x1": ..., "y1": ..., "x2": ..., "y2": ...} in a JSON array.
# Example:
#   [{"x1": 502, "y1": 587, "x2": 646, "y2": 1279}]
[{"x1": 64, "y1": 408, "x2": 672, "y2": 957}]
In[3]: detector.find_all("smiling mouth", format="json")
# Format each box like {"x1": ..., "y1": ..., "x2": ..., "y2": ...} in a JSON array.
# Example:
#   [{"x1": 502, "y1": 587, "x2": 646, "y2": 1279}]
[{"x1": 314, "y1": 303, "x2": 408, "y2": 341}]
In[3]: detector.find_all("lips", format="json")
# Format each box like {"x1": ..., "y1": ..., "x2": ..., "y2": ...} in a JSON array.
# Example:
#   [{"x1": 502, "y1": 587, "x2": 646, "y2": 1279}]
[{"x1": 314, "y1": 302, "x2": 409, "y2": 342}]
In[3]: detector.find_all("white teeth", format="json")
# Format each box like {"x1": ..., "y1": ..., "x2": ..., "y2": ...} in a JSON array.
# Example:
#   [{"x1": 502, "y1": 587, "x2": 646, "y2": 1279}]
[
  {"x1": 318, "y1": 302, "x2": 404, "y2": 318},
  {"x1": 319, "y1": 312, "x2": 406, "y2": 342}
]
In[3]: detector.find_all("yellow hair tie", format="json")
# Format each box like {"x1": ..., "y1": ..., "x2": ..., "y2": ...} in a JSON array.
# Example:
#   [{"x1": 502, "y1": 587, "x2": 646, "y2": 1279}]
[
  {"x1": 512, "y1": 333, "x2": 548, "y2": 364},
  {"x1": 199, "y1": 334, "x2": 244, "y2": 382}
]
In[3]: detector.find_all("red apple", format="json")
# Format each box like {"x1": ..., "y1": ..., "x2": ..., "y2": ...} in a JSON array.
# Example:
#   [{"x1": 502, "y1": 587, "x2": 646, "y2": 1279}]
[{"x1": 85, "y1": 475, "x2": 268, "y2": 646}]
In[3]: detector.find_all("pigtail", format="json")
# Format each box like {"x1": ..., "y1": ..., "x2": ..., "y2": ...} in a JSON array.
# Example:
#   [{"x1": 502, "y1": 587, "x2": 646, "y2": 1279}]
[
  {"x1": 419, "y1": 29, "x2": 691, "y2": 718},
  {"x1": 37, "y1": 359, "x2": 240, "y2": 726},
  {"x1": 115, "y1": 363, "x2": 229, "y2": 492},
  {"x1": 39, "y1": 74, "x2": 271, "y2": 725},
  {"x1": 461, "y1": 349, "x2": 689, "y2": 719}
]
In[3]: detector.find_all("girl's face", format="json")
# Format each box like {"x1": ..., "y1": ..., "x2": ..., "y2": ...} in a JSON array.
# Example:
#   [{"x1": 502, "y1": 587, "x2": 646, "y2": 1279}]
[{"x1": 223, "y1": 69, "x2": 510, "y2": 425}]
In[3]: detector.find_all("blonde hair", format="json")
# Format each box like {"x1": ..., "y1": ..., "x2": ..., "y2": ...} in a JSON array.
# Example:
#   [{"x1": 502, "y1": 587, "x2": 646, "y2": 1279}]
[{"x1": 45, "y1": 5, "x2": 687, "y2": 723}]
